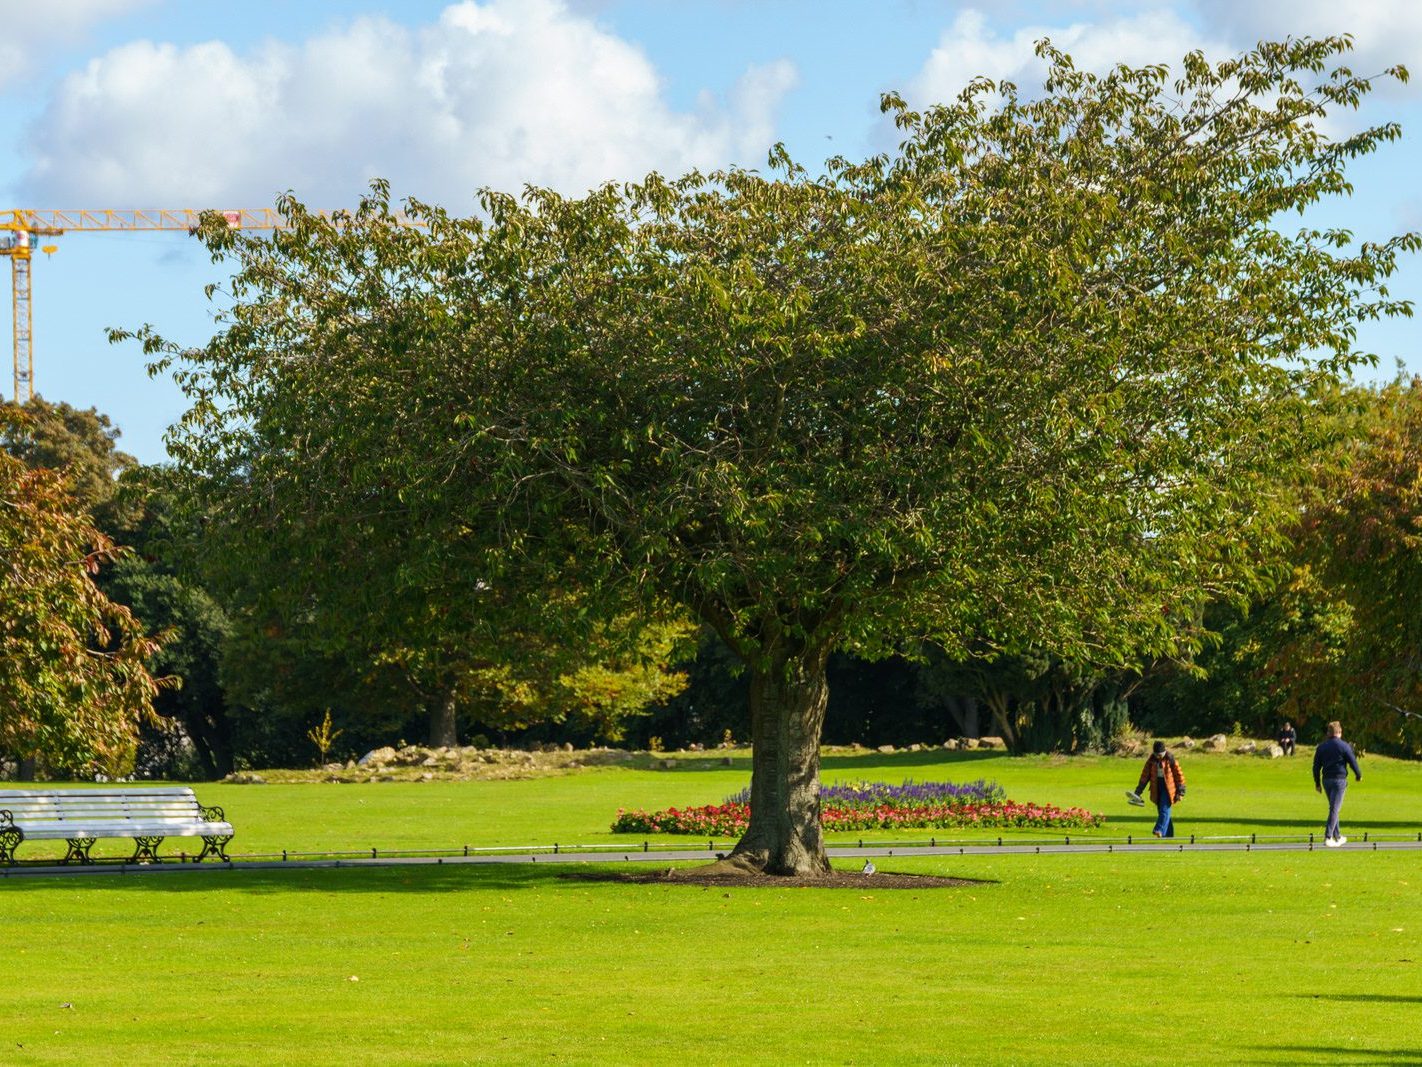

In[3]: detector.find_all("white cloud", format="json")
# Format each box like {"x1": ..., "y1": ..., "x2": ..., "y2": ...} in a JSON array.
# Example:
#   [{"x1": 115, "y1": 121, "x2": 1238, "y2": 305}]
[
  {"x1": 1194, "y1": 0, "x2": 1422, "y2": 91},
  {"x1": 0, "y1": 0, "x2": 156, "y2": 90},
  {"x1": 910, "y1": 7, "x2": 1225, "y2": 105},
  {"x1": 17, "y1": 0, "x2": 798, "y2": 209}
]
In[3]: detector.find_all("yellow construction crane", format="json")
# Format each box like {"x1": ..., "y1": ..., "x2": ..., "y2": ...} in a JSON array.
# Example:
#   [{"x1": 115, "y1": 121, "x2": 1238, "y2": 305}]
[{"x1": 0, "y1": 209, "x2": 286, "y2": 402}]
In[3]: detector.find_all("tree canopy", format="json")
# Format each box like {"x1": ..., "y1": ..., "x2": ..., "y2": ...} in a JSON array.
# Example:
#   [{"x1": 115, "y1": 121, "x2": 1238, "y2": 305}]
[
  {"x1": 134, "y1": 36, "x2": 1416, "y2": 873},
  {"x1": 1, "y1": 397, "x2": 138, "y2": 531},
  {"x1": 1278, "y1": 377, "x2": 1422, "y2": 753},
  {"x1": 0, "y1": 451, "x2": 165, "y2": 775}
]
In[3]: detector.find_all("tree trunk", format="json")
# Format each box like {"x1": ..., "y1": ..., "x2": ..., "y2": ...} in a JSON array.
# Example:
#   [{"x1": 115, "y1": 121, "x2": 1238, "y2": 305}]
[
  {"x1": 184, "y1": 710, "x2": 235, "y2": 779},
  {"x1": 428, "y1": 691, "x2": 458, "y2": 748},
  {"x1": 727, "y1": 648, "x2": 832, "y2": 876},
  {"x1": 984, "y1": 691, "x2": 1017, "y2": 751},
  {"x1": 17, "y1": 756, "x2": 37, "y2": 781},
  {"x1": 947, "y1": 695, "x2": 980, "y2": 738}
]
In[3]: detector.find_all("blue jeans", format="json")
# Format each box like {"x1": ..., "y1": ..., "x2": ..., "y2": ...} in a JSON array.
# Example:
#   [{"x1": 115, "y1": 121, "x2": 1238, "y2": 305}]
[
  {"x1": 1153, "y1": 800, "x2": 1174, "y2": 838},
  {"x1": 1323, "y1": 778, "x2": 1348, "y2": 840}
]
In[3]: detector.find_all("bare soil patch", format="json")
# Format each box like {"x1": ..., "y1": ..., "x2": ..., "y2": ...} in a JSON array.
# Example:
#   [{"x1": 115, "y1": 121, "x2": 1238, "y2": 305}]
[{"x1": 559, "y1": 867, "x2": 988, "y2": 890}]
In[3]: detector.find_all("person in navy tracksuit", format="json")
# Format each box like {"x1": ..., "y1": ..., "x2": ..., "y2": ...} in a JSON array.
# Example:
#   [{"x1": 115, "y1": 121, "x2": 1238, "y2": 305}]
[{"x1": 1312, "y1": 720, "x2": 1362, "y2": 847}]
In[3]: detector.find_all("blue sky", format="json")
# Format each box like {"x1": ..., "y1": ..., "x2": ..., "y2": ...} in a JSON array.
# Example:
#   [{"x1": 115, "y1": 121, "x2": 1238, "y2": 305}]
[{"x1": 3, "y1": 0, "x2": 1420, "y2": 463}]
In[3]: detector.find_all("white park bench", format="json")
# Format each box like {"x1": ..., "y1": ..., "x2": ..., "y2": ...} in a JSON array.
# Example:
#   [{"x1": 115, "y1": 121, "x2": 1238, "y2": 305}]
[{"x1": 0, "y1": 786, "x2": 234, "y2": 865}]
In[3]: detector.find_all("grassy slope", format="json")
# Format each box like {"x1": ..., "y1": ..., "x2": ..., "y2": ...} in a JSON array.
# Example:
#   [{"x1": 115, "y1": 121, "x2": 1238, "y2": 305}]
[{"x1": 4, "y1": 750, "x2": 1421, "y2": 1064}]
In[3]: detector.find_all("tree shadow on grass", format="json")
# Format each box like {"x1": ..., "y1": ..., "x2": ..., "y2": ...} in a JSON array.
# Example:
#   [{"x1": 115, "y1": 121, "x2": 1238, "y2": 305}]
[
  {"x1": 1094, "y1": 813, "x2": 1422, "y2": 835},
  {"x1": 1293, "y1": 993, "x2": 1422, "y2": 1004},
  {"x1": 820, "y1": 749, "x2": 1009, "y2": 772},
  {"x1": 1244, "y1": 1047, "x2": 1422, "y2": 1064},
  {"x1": 1157, "y1": 815, "x2": 1422, "y2": 831},
  {"x1": 661, "y1": 749, "x2": 1012, "y2": 775},
  {"x1": 0, "y1": 861, "x2": 657, "y2": 896}
]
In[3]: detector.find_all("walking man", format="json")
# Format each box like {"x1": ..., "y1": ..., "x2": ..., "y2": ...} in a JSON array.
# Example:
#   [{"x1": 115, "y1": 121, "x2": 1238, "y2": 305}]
[
  {"x1": 1133, "y1": 741, "x2": 1186, "y2": 838},
  {"x1": 1312, "y1": 720, "x2": 1362, "y2": 847}
]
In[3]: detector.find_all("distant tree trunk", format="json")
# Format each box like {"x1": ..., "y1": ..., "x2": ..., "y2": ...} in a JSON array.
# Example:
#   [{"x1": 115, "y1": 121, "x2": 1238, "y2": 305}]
[
  {"x1": 984, "y1": 691, "x2": 1017, "y2": 751},
  {"x1": 726, "y1": 647, "x2": 832, "y2": 876},
  {"x1": 17, "y1": 756, "x2": 37, "y2": 781},
  {"x1": 947, "y1": 695, "x2": 980, "y2": 738},
  {"x1": 428, "y1": 691, "x2": 458, "y2": 747},
  {"x1": 189, "y1": 718, "x2": 235, "y2": 779}
]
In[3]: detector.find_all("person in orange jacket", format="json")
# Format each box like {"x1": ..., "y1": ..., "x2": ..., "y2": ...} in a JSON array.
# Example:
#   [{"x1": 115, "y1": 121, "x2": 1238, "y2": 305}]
[{"x1": 1132, "y1": 741, "x2": 1186, "y2": 838}]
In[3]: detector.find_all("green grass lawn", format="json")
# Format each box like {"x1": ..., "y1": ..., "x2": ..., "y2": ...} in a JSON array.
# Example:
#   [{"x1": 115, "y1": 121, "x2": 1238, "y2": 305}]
[
  {"x1": 5, "y1": 748, "x2": 1421, "y2": 1064},
  {"x1": 17, "y1": 744, "x2": 1422, "y2": 862}
]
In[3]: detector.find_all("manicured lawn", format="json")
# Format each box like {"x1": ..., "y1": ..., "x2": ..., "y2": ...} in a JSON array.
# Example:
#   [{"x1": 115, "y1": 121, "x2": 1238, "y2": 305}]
[
  {"x1": 5, "y1": 748, "x2": 1421, "y2": 1064},
  {"x1": 15, "y1": 744, "x2": 1422, "y2": 863}
]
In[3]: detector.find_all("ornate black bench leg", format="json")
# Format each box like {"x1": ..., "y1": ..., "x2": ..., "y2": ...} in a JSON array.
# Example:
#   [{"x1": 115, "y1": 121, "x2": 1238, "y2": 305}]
[
  {"x1": 63, "y1": 837, "x2": 97, "y2": 864},
  {"x1": 130, "y1": 836, "x2": 165, "y2": 864},
  {"x1": 0, "y1": 826, "x2": 20, "y2": 865},
  {"x1": 196, "y1": 834, "x2": 233, "y2": 863}
]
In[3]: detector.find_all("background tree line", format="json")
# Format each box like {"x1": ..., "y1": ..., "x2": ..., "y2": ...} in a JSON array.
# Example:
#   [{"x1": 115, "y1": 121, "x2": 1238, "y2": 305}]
[{"x1": 6, "y1": 374, "x2": 1422, "y2": 780}]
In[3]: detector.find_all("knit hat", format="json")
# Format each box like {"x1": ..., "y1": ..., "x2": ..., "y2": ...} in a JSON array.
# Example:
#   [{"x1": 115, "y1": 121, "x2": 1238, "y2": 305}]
[{"x1": 1152, "y1": 741, "x2": 1167, "y2": 755}]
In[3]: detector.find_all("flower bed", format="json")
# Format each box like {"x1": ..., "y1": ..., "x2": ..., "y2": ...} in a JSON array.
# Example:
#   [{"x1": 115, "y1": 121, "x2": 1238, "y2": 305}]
[
  {"x1": 611, "y1": 778, "x2": 1105, "y2": 835},
  {"x1": 724, "y1": 777, "x2": 1007, "y2": 808}
]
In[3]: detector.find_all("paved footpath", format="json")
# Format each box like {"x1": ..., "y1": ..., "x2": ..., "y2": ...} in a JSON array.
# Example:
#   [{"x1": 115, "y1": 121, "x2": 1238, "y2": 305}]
[{"x1": 4, "y1": 836, "x2": 1421, "y2": 879}]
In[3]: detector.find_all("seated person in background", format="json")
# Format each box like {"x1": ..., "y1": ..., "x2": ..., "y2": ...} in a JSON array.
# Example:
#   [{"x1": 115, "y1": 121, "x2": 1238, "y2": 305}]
[{"x1": 1278, "y1": 721, "x2": 1297, "y2": 756}]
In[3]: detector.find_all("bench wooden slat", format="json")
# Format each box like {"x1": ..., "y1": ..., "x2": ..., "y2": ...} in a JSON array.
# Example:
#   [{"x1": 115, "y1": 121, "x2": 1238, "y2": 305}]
[{"x1": 19, "y1": 824, "x2": 235, "y2": 839}]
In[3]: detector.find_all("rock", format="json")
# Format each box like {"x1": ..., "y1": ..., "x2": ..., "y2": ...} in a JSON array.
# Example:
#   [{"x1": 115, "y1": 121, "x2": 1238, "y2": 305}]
[
  {"x1": 977, "y1": 737, "x2": 1005, "y2": 749},
  {"x1": 1203, "y1": 734, "x2": 1228, "y2": 752},
  {"x1": 419, "y1": 772, "x2": 434, "y2": 781},
  {"x1": 942, "y1": 739, "x2": 958, "y2": 750},
  {"x1": 687, "y1": 743, "x2": 704, "y2": 751},
  {"x1": 358, "y1": 746, "x2": 397, "y2": 767},
  {"x1": 909, "y1": 743, "x2": 923, "y2": 752},
  {"x1": 958, "y1": 738, "x2": 978, "y2": 750},
  {"x1": 1234, "y1": 741, "x2": 1257, "y2": 755},
  {"x1": 420, "y1": 756, "x2": 440, "y2": 767},
  {"x1": 877, "y1": 745, "x2": 896, "y2": 754},
  {"x1": 1258, "y1": 743, "x2": 1284, "y2": 759},
  {"x1": 223, "y1": 771, "x2": 265, "y2": 785},
  {"x1": 562, "y1": 743, "x2": 574, "y2": 752},
  {"x1": 344, "y1": 760, "x2": 356, "y2": 769},
  {"x1": 1179, "y1": 737, "x2": 1195, "y2": 749}
]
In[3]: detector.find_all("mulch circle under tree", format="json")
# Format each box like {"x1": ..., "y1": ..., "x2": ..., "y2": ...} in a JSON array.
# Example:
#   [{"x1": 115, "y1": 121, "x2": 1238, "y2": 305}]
[{"x1": 559, "y1": 868, "x2": 991, "y2": 890}]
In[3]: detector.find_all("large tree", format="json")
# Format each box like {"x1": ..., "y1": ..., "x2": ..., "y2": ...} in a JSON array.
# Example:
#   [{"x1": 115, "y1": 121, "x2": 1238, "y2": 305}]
[
  {"x1": 0, "y1": 451, "x2": 165, "y2": 776},
  {"x1": 1270, "y1": 377, "x2": 1422, "y2": 753},
  {"x1": 136, "y1": 38, "x2": 1415, "y2": 874}
]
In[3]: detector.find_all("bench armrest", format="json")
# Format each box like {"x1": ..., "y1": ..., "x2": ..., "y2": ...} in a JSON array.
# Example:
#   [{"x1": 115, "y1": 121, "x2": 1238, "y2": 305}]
[{"x1": 201, "y1": 804, "x2": 225, "y2": 823}]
